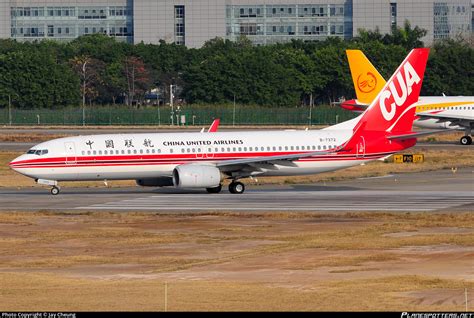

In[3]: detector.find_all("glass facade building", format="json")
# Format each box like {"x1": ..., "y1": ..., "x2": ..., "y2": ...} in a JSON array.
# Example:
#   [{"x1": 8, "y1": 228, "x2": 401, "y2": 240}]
[
  {"x1": 0, "y1": 0, "x2": 471, "y2": 47},
  {"x1": 8, "y1": 1, "x2": 133, "y2": 43},
  {"x1": 225, "y1": 2, "x2": 353, "y2": 45}
]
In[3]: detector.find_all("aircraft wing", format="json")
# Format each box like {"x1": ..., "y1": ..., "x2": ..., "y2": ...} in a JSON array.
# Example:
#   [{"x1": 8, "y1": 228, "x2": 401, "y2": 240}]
[
  {"x1": 417, "y1": 112, "x2": 474, "y2": 127},
  {"x1": 215, "y1": 151, "x2": 332, "y2": 176}
]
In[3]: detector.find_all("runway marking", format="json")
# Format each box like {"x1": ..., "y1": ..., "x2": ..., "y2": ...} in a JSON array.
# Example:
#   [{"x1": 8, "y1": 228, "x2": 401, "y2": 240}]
[{"x1": 76, "y1": 192, "x2": 474, "y2": 212}]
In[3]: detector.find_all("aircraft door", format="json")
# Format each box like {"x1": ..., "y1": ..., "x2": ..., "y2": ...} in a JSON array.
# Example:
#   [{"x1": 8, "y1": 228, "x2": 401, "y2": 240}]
[
  {"x1": 196, "y1": 147, "x2": 203, "y2": 159},
  {"x1": 356, "y1": 136, "x2": 366, "y2": 159},
  {"x1": 65, "y1": 142, "x2": 77, "y2": 164}
]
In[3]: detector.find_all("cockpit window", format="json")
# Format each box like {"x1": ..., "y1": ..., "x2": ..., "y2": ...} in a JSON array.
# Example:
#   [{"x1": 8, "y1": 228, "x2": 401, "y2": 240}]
[{"x1": 27, "y1": 149, "x2": 48, "y2": 156}]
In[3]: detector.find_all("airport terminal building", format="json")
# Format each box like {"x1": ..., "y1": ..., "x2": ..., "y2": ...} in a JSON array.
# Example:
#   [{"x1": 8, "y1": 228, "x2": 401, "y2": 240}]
[{"x1": 0, "y1": 0, "x2": 471, "y2": 47}]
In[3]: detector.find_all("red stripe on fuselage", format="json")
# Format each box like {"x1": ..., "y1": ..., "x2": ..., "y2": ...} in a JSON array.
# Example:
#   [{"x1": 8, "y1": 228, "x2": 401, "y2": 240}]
[{"x1": 10, "y1": 151, "x2": 393, "y2": 169}]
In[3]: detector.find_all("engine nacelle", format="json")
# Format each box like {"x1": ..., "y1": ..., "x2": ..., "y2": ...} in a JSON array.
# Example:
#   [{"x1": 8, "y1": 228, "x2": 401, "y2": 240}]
[
  {"x1": 136, "y1": 177, "x2": 174, "y2": 187},
  {"x1": 173, "y1": 164, "x2": 221, "y2": 188}
]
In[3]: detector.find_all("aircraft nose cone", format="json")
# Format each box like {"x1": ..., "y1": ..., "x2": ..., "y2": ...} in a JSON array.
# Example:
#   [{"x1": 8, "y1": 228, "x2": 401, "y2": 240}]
[
  {"x1": 9, "y1": 158, "x2": 19, "y2": 171},
  {"x1": 9, "y1": 155, "x2": 25, "y2": 171}
]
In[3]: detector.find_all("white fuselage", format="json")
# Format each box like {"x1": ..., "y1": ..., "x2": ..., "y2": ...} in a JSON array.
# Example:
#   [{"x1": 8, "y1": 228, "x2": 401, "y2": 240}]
[
  {"x1": 9, "y1": 129, "x2": 385, "y2": 182},
  {"x1": 414, "y1": 97, "x2": 474, "y2": 130}
]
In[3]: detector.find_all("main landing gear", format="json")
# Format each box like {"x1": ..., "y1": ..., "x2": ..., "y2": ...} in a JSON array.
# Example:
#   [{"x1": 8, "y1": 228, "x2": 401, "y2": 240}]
[
  {"x1": 206, "y1": 182, "x2": 246, "y2": 194},
  {"x1": 229, "y1": 181, "x2": 245, "y2": 194},
  {"x1": 206, "y1": 184, "x2": 222, "y2": 194}
]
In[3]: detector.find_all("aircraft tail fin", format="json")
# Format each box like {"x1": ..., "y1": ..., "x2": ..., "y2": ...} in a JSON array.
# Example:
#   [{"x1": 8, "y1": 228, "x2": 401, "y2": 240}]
[
  {"x1": 341, "y1": 48, "x2": 430, "y2": 155},
  {"x1": 347, "y1": 50, "x2": 387, "y2": 105}
]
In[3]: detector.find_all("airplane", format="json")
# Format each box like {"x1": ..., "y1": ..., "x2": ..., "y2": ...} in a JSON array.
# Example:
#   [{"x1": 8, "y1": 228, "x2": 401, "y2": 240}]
[
  {"x1": 10, "y1": 48, "x2": 434, "y2": 196},
  {"x1": 340, "y1": 50, "x2": 474, "y2": 145}
]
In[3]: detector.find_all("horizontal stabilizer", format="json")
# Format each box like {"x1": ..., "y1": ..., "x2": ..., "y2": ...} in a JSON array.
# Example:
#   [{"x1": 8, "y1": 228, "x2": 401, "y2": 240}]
[{"x1": 388, "y1": 129, "x2": 456, "y2": 140}]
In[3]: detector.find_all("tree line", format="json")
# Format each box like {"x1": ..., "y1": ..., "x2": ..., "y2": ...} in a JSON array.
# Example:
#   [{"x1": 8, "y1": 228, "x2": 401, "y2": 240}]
[{"x1": 0, "y1": 23, "x2": 472, "y2": 109}]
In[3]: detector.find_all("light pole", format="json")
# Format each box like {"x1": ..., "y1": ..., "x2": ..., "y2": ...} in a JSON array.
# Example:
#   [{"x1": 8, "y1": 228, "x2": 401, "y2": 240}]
[
  {"x1": 157, "y1": 92, "x2": 161, "y2": 126},
  {"x1": 233, "y1": 94, "x2": 236, "y2": 127},
  {"x1": 82, "y1": 60, "x2": 88, "y2": 127},
  {"x1": 8, "y1": 95, "x2": 12, "y2": 126},
  {"x1": 170, "y1": 84, "x2": 174, "y2": 126}
]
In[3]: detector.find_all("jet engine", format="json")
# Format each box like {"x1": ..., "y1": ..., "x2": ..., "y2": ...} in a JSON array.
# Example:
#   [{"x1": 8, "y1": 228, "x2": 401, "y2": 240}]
[{"x1": 173, "y1": 164, "x2": 221, "y2": 188}]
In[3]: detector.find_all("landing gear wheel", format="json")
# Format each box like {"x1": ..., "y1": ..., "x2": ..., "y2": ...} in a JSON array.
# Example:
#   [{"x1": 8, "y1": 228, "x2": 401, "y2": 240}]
[
  {"x1": 229, "y1": 182, "x2": 245, "y2": 194},
  {"x1": 206, "y1": 184, "x2": 222, "y2": 194},
  {"x1": 50, "y1": 186, "x2": 60, "y2": 195},
  {"x1": 460, "y1": 135, "x2": 472, "y2": 145}
]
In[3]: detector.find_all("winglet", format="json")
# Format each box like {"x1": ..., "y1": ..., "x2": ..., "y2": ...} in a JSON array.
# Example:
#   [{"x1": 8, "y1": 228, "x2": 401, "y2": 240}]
[{"x1": 208, "y1": 119, "x2": 220, "y2": 133}]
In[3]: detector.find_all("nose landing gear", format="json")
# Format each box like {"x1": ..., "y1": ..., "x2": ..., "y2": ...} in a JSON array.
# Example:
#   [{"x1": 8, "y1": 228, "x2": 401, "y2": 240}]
[
  {"x1": 460, "y1": 128, "x2": 473, "y2": 145},
  {"x1": 50, "y1": 186, "x2": 61, "y2": 195},
  {"x1": 36, "y1": 179, "x2": 60, "y2": 195},
  {"x1": 460, "y1": 135, "x2": 472, "y2": 145}
]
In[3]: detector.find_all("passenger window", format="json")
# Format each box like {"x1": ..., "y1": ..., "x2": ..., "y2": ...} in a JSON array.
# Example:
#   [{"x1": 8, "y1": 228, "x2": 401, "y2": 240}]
[
  {"x1": 133, "y1": 150, "x2": 137, "y2": 154},
  {"x1": 170, "y1": 149, "x2": 173, "y2": 154},
  {"x1": 187, "y1": 149, "x2": 191, "y2": 153},
  {"x1": 104, "y1": 150, "x2": 108, "y2": 155},
  {"x1": 215, "y1": 148, "x2": 219, "y2": 152},
  {"x1": 296, "y1": 146, "x2": 299, "y2": 150},
  {"x1": 82, "y1": 151, "x2": 85, "y2": 155},
  {"x1": 233, "y1": 147, "x2": 236, "y2": 152},
  {"x1": 93, "y1": 151, "x2": 97, "y2": 155},
  {"x1": 121, "y1": 150, "x2": 125, "y2": 154},
  {"x1": 312, "y1": 146, "x2": 316, "y2": 150},
  {"x1": 272, "y1": 146, "x2": 276, "y2": 151},
  {"x1": 87, "y1": 151, "x2": 91, "y2": 155},
  {"x1": 301, "y1": 146, "x2": 305, "y2": 150},
  {"x1": 227, "y1": 148, "x2": 231, "y2": 152},
  {"x1": 318, "y1": 146, "x2": 321, "y2": 150},
  {"x1": 127, "y1": 150, "x2": 131, "y2": 154},
  {"x1": 279, "y1": 146, "x2": 282, "y2": 151},
  {"x1": 208, "y1": 148, "x2": 212, "y2": 152},
  {"x1": 98, "y1": 150, "x2": 102, "y2": 155},
  {"x1": 285, "y1": 146, "x2": 288, "y2": 151},
  {"x1": 261, "y1": 147, "x2": 264, "y2": 151},
  {"x1": 222, "y1": 148, "x2": 225, "y2": 152},
  {"x1": 323, "y1": 145, "x2": 327, "y2": 150},
  {"x1": 238, "y1": 147, "x2": 242, "y2": 152},
  {"x1": 249, "y1": 147, "x2": 253, "y2": 151},
  {"x1": 244, "y1": 147, "x2": 247, "y2": 151},
  {"x1": 267, "y1": 147, "x2": 271, "y2": 151},
  {"x1": 181, "y1": 149, "x2": 185, "y2": 153}
]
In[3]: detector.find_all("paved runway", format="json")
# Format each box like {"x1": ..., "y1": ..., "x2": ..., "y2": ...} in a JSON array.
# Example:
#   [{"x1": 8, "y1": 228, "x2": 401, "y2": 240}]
[{"x1": 0, "y1": 168, "x2": 472, "y2": 213}]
